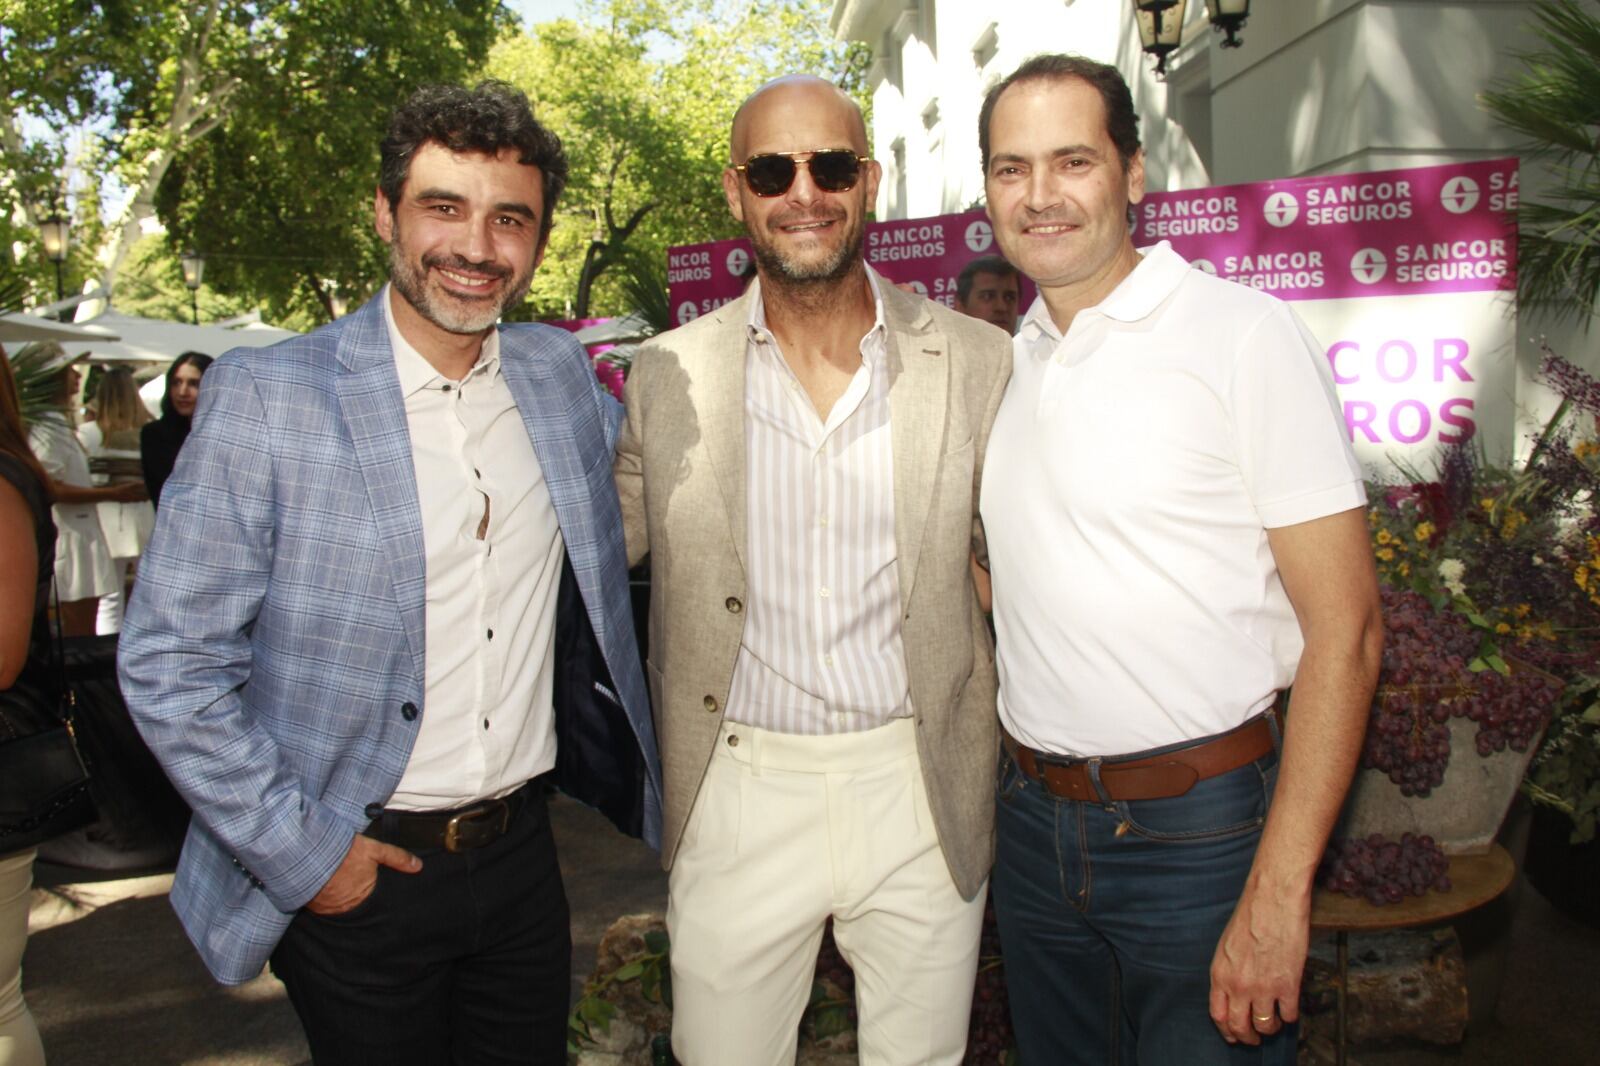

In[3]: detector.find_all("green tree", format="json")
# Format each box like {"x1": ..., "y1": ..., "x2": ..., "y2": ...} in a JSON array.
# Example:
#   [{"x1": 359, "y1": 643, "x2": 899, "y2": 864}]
[
  {"x1": 1482, "y1": 0, "x2": 1600, "y2": 324},
  {"x1": 1, "y1": 1, "x2": 512, "y2": 321},
  {"x1": 489, "y1": 0, "x2": 869, "y2": 319}
]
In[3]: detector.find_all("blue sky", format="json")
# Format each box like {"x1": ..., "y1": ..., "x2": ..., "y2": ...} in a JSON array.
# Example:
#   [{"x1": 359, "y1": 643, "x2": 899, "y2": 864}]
[{"x1": 508, "y1": 0, "x2": 588, "y2": 27}]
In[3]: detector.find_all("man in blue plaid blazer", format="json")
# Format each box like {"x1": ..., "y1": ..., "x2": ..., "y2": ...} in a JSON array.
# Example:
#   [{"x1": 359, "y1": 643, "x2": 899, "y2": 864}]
[{"x1": 119, "y1": 83, "x2": 660, "y2": 1064}]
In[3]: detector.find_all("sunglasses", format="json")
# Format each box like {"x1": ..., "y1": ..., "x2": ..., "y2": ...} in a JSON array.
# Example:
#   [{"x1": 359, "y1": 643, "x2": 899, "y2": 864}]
[{"x1": 734, "y1": 149, "x2": 869, "y2": 197}]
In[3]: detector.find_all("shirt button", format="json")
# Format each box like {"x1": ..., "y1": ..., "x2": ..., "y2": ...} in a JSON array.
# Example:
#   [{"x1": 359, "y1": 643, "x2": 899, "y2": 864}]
[
  {"x1": 400, "y1": 702, "x2": 418, "y2": 721},
  {"x1": 703, "y1": 695, "x2": 719, "y2": 713},
  {"x1": 818, "y1": 587, "x2": 830, "y2": 599},
  {"x1": 725, "y1": 596, "x2": 742, "y2": 614},
  {"x1": 483, "y1": 719, "x2": 490, "y2": 730},
  {"x1": 727, "y1": 734, "x2": 740, "y2": 747},
  {"x1": 487, "y1": 629, "x2": 494, "y2": 640},
  {"x1": 819, "y1": 516, "x2": 829, "y2": 527},
  {"x1": 824, "y1": 655, "x2": 834, "y2": 666}
]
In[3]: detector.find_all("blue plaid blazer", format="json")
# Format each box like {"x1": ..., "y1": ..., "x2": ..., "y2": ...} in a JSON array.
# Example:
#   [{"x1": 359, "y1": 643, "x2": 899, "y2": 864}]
[{"x1": 118, "y1": 293, "x2": 661, "y2": 985}]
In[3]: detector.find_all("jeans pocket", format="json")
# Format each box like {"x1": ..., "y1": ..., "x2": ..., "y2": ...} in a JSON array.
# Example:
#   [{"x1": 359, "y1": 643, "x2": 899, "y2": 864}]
[
  {"x1": 309, "y1": 865, "x2": 388, "y2": 925},
  {"x1": 1116, "y1": 758, "x2": 1273, "y2": 843},
  {"x1": 996, "y1": 754, "x2": 1028, "y2": 805}
]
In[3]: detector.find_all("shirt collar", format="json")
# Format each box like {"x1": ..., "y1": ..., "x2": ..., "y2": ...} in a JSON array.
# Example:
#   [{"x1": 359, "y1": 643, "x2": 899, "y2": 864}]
[
  {"x1": 384, "y1": 283, "x2": 501, "y2": 397},
  {"x1": 1016, "y1": 240, "x2": 1193, "y2": 345},
  {"x1": 746, "y1": 265, "x2": 889, "y2": 365}
]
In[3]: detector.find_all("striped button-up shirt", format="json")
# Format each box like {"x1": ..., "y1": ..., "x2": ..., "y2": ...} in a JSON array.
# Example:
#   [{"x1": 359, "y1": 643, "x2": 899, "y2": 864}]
[{"x1": 726, "y1": 270, "x2": 912, "y2": 735}]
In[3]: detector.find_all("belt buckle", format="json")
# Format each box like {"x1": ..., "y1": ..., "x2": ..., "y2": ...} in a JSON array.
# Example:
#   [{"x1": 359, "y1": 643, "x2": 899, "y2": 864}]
[{"x1": 444, "y1": 799, "x2": 510, "y2": 852}]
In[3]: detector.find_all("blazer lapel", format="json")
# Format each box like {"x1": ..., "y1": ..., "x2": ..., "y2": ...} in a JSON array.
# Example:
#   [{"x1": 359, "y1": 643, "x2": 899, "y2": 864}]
[
  {"x1": 696, "y1": 297, "x2": 752, "y2": 573},
  {"x1": 883, "y1": 285, "x2": 948, "y2": 610},
  {"x1": 333, "y1": 293, "x2": 427, "y2": 687}
]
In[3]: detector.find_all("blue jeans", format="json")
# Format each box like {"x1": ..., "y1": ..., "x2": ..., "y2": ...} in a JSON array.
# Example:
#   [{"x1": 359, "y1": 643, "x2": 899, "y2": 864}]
[{"x1": 992, "y1": 742, "x2": 1296, "y2": 1066}]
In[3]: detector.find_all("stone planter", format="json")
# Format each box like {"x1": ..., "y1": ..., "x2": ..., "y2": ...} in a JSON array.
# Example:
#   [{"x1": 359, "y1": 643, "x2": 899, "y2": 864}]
[{"x1": 1338, "y1": 705, "x2": 1546, "y2": 856}]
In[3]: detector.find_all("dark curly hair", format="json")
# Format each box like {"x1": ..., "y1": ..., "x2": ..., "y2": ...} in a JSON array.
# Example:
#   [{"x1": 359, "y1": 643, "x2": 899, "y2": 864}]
[
  {"x1": 380, "y1": 81, "x2": 569, "y2": 245},
  {"x1": 978, "y1": 54, "x2": 1142, "y2": 175}
]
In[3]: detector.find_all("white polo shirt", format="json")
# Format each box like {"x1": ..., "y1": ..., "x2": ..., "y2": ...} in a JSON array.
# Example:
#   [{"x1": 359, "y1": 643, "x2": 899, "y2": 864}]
[{"x1": 981, "y1": 242, "x2": 1364, "y2": 757}]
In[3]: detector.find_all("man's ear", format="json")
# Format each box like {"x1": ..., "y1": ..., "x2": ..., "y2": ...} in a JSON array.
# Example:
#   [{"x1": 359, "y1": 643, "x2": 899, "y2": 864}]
[
  {"x1": 722, "y1": 167, "x2": 745, "y2": 223},
  {"x1": 1125, "y1": 148, "x2": 1147, "y2": 207},
  {"x1": 374, "y1": 188, "x2": 395, "y2": 243}
]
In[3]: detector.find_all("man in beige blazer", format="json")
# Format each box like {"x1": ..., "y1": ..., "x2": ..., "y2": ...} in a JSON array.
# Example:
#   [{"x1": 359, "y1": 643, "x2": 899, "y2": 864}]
[{"x1": 615, "y1": 76, "x2": 1010, "y2": 1066}]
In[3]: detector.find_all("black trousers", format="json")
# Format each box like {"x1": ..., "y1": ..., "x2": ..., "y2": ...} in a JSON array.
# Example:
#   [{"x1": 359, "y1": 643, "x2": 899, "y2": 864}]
[{"x1": 270, "y1": 789, "x2": 570, "y2": 1065}]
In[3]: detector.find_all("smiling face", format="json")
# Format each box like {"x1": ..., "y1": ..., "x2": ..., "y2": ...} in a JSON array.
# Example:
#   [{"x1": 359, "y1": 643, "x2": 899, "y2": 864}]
[
  {"x1": 375, "y1": 141, "x2": 545, "y2": 342},
  {"x1": 983, "y1": 76, "x2": 1144, "y2": 305},
  {"x1": 722, "y1": 78, "x2": 879, "y2": 287},
  {"x1": 169, "y1": 361, "x2": 204, "y2": 418}
]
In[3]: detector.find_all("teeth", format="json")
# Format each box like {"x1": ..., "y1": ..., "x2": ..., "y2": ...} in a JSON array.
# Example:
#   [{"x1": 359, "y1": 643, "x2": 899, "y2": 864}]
[
  {"x1": 1027, "y1": 225, "x2": 1075, "y2": 235},
  {"x1": 438, "y1": 268, "x2": 494, "y2": 287}
]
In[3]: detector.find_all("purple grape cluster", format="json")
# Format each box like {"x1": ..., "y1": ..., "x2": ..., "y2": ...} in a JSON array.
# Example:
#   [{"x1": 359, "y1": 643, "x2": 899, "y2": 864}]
[
  {"x1": 1318, "y1": 833, "x2": 1451, "y2": 905},
  {"x1": 1363, "y1": 587, "x2": 1561, "y2": 795},
  {"x1": 963, "y1": 898, "x2": 1014, "y2": 1065}
]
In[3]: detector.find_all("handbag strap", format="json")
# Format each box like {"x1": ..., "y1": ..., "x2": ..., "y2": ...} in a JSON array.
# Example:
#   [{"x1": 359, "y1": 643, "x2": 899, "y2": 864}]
[{"x1": 48, "y1": 573, "x2": 76, "y2": 727}]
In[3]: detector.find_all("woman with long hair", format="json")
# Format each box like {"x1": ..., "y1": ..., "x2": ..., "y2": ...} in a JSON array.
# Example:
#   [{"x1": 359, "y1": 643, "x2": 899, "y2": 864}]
[
  {"x1": 20, "y1": 345, "x2": 146, "y2": 637},
  {"x1": 139, "y1": 352, "x2": 213, "y2": 509},
  {"x1": 78, "y1": 367, "x2": 156, "y2": 634},
  {"x1": 0, "y1": 345, "x2": 54, "y2": 1066}
]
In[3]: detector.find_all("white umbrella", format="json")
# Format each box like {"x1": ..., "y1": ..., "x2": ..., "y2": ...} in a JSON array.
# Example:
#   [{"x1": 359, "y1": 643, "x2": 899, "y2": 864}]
[
  {"x1": 0, "y1": 312, "x2": 121, "y2": 345},
  {"x1": 59, "y1": 309, "x2": 298, "y2": 363}
]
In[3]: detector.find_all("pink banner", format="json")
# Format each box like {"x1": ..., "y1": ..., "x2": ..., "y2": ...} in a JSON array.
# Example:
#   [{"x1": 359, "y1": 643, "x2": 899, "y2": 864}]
[
  {"x1": 1131, "y1": 158, "x2": 1518, "y2": 302},
  {"x1": 667, "y1": 209, "x2": 1035, "y2": 326}
]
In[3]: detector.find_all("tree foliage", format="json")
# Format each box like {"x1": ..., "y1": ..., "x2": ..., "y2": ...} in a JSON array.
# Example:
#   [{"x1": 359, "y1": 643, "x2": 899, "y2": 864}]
[
  {"x1": 1, "y1": 1, "x2": 512, "y2": 323},
  {"x1": 1481, "y1": 0, "x2": 1600, "y2": 324}
]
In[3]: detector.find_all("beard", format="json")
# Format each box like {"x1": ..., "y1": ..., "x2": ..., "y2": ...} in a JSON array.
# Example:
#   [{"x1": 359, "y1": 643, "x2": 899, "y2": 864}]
[
  {"x1": 387, "y1": 221, "x2": 534, "y2": 336},
  {"x1": 748, "y1": 206, "x2": 866, "y2": 286}
]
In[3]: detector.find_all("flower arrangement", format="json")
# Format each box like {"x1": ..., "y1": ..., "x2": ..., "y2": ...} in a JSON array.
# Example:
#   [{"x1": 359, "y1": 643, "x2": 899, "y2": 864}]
[{"x1": 1364, "y1": 345, "x2": 1600, "y2": 843}]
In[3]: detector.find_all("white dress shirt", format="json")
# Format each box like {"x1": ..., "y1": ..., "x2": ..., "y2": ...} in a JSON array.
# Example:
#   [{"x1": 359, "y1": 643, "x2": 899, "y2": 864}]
[
  {"x1": 726, "y1": 269, "x2": 913, "y2": 735},
  {"x1": 383, "y1": 287, "x2": 566, "y2": 810},
  {"x1": 981, "y1": 243, "x2": 1365, "y2": 756}
]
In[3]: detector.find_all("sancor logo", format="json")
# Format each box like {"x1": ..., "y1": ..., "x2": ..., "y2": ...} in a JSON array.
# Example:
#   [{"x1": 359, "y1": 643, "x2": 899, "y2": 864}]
[
  {"x1": 1263, "y1": 191, "x2": 1299, "y2": 228},
  {"x1": 964, "y1": 220, "x2": 994, "y2": 253},
  {"x1": 726, "y1": 247, "x2": 751, "y2": 277},
  {"x1": 1440, "y1": 176, "x2": 1480, "y2": 214},
  {"x1": 1191, "y1": 258, "x2": 1218, "y2": 275},
  {"x1": 1350, "y1": 248, "x2": 1388, "y2": 284},
  {"x1": 905, "y1": 279, "x2": 929, "y2": 296},
  {"x1": 676, "y1": 301, "x2": 699, "y2": 325}
]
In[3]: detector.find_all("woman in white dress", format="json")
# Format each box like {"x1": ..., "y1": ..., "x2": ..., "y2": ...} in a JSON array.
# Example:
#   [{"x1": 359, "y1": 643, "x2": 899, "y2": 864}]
[
  {"x1": 76, "y1": 368, "x2": 156, "y2": 634},
  {"x1": 20, "y1": 345, "x2": 146, "y2": 637}
]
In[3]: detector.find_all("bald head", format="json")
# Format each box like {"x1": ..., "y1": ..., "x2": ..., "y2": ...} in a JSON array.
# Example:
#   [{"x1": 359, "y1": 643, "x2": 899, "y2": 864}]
[{"x1": 729, "y1": 75, "x2": 867, "y2": 161}]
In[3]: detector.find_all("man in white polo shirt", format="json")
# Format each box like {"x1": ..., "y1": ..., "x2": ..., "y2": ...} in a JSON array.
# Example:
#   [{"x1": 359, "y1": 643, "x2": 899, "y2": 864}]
[{"x1": 977, "y1": 55, "x2": 1384, "y2": 1065}]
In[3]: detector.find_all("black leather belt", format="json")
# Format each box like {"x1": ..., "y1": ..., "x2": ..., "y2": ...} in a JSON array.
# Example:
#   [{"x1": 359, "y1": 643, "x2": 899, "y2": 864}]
[{"x1": 365, "y1": 784, "x2": 530, "y2": 852}]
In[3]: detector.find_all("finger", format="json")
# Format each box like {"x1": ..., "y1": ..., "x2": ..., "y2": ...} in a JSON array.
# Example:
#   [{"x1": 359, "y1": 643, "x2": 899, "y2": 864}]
[
  {"x1": 369, "y1": 840, "x2": 422, "y2": 873},
  {"x1": 1227, "y1": 990, "x2": 1261, "y2": 1046},
  {"x1": 1250, "y1": 1001, "x2": 1282, "y2": 1038},
  {"x1": 1209, "y1": 985, "x2": 1238, "y2": 1044}
]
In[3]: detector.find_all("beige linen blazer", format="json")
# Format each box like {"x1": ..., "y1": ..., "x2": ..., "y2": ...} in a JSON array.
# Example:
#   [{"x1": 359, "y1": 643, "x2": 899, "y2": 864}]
[{"x1": 614, "y1": 279, "x2": 1012, "y2": 899}]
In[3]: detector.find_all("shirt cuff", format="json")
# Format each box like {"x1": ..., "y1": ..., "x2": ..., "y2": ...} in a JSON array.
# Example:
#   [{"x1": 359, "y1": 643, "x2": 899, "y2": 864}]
[{"x1": 1257, "y1": 479, "x2": 1368, "y2": 529}]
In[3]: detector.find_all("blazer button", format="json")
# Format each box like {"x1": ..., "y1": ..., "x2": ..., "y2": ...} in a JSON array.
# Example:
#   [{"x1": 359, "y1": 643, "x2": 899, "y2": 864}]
[
  {"x1": 364, "y1": 802, "x2": 385, "y2": 820},
  {"x1": 725, "y1": 596, "x2": 743, "y2": 614},
  {"x1": 401, "y1": 702, "x2": 418, "y2": 721},
  {"x1": 703, "y1": 695, "x2": 719, "y2": 713}
]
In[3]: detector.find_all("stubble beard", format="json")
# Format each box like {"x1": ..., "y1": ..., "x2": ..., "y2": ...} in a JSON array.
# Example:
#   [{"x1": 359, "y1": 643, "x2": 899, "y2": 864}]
[
  {"x1": 749, "y1": 209, "x2": 866, "y2": 289},
  {"x1": 387, "y1": 220, "x2": 533, "y2": 336}
]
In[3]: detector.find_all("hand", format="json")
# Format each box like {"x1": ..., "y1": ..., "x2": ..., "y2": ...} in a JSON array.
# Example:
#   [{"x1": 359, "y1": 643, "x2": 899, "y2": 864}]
[
  {"x1": 1208, "y1": 882, "x2": 1309, "y2": 1045},
  {"x1": 304, "y1": 833, "x2": 422, "y2": 916},
  {"x1": 110, "y1": 481, "x2": 148, "y2": 503}
]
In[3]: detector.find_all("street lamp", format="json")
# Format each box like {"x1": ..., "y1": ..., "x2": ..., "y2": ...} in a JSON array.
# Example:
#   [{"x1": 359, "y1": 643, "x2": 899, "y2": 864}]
[
  {"x1": 38, "y1": 215, "x2": 69, "y2": 314},
  {"x1": 1205, "y1": 0, "x2": 1251, "y2": 48},
  {"x1": 1132, "y1": 0, "x2": 1188, "y2": 77},
  {"x1": 180, "y1": 249, "x2": 205, "y2": 325}
]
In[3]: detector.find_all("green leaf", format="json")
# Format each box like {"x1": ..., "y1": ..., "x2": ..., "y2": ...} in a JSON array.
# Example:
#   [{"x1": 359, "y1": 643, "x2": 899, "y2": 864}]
[
  {"x1": 612, "y1": 960, "x2": 646, "y2": 983},
  {"x1": 1469, "y1": 657, "x2": 1491, "y2": 673},
  {"x1": 643, "y1": 929, "x2": 670, "y2": 955},
  {"x1": 1487, "y1": 654, "x2": 1511, "y2": 676}
]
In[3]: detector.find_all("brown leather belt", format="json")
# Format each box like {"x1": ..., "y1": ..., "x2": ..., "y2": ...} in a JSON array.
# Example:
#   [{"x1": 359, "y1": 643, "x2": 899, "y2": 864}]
[
  {"x1": 1002, "y1": 709, "x2": 1280, "y2": 803},
  {"x1": 366, "y1": 784, "x2": 530, "y2": 853}
]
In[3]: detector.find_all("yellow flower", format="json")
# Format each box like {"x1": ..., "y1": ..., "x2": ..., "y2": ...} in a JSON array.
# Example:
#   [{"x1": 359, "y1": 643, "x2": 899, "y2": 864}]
[
  {"x1": 1415, "y1": 522, "x2": 1435, "y2": 541},
  {"x1": 1480, "y1": 497, "x2": 1497, "y2": 513},
  {"x1": 1376, "y1": 548, "x2": 1395, "y2": 562},
  {"x1": 1514, "y1": 603, "x2": 1532, "y2": 619},
  {"x1": 1376, "y1": 529, "x2": 1393, "y2": 545},
  {"x1": 1495, "y1": 622, "x2": 1512, "y2": 634},
  {"x1": 1398, "y1": 562, "x2": 1411, "y2": 577},
  {"x1": 1576, "y1": 440, "x2": 1600, "y2": 459},
  {"x1": 1500, "y1": 508, "x2": 1527, "y2": 539},
  {"x1": 1577, "y1": 565, "x2": 1592, "y2": 592}
]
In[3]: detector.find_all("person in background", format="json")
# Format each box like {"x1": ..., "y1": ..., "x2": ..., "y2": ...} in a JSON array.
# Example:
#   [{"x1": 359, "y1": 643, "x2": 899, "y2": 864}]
[
  {"x1": 21, "y1": 345, "x2": 145, "y2": 638},
  {"x1": 953, "y1": 255, "x2": 1021, "y2": 335},
  {"x1": 77, "y1": 367, "x2": 155, "y2": 634},
  {"x1": 138, "y1": 352, "x2": 212, "y2": 509},
  {"x1": 0, "y1": 345, "x2": 56, "y2": 1066}
]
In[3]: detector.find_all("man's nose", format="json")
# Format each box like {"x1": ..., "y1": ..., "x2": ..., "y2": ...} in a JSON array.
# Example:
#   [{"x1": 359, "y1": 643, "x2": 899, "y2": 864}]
[{"x1": 454, "y1": 214, "x2": 495, "y2": 262}]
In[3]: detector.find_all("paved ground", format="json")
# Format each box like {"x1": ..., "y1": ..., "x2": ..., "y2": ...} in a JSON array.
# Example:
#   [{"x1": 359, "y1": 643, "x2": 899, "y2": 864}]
[{"x1": 19, "y1": 795, "x2": 1600, "y2": 1065}]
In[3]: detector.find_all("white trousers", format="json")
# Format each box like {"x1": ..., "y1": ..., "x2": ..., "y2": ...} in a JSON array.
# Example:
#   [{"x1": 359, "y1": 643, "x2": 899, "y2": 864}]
[
  {"x1": 0, "y1": 849, "x2": 44, "y2": 1066},
  {"x1": 667, "y1": 718, "x2": 985, "y2": 1066}
]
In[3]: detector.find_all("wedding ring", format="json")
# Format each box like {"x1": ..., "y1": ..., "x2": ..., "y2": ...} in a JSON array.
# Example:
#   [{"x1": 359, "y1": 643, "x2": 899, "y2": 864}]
[{"x1": 1253, "y1": 1013, "x2": 1274, "y2": 1024}]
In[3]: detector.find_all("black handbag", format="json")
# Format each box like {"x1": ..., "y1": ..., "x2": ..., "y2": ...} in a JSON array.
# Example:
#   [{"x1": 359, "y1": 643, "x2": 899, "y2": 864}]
[{"x1": 0, "y1": 580, "x2": 96, "y2": 854}]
